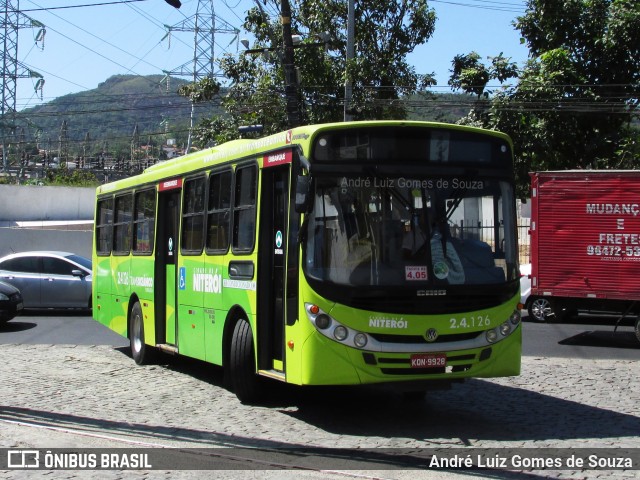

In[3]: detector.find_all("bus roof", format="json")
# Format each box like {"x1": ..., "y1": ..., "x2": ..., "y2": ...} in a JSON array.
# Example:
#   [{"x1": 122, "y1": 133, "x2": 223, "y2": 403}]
[{"x1": 96, "y1": 120, "x2": 510, "y2": 195}]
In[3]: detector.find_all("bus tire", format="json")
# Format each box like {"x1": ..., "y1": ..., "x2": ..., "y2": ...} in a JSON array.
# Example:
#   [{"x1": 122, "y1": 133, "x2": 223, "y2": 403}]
[
  {"x1": 635, "y1": 318, "x2": 640, "y2": 344},
  {"x1": 129, "y1": 301, "x2": 155, "y2": 365},
  {"x1": 229, "y1": 318, "x2": 260, "y2": 403}
]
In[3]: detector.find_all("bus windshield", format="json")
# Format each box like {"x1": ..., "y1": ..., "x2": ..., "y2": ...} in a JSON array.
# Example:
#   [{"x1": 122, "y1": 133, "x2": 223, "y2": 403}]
[{"x1": 303, "y1": 174, "x2": 518, "y2": 289}]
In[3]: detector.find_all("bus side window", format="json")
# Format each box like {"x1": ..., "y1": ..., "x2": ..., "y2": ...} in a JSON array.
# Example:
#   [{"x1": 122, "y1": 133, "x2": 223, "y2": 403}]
[
  {"x1": 133, "y1": 189, "x2": 156, "y2": 254},
  {"x1": 206, "y1": 169, "x2": 232, "y2": 253},
  {"x1": 182, "y1": 176, "x2": 206, "y2": 254},
  {"x1": 113, "y1": 194, "x2": 133, "y2": 255},
  {"x1": 233, "y1": 165, "x2": 257, "y2": 253},
  {"x1": 96, "y1": 197, "x2": 114, "y2": 255}
]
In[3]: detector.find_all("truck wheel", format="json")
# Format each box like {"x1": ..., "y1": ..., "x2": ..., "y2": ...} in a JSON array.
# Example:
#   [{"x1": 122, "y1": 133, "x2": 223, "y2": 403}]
[
  {"x1": 129, "y1": 301, "x2": 155, "y2": 365},
  {"x1": 229, "y1": 318, "x2": 261, "y2": 403},
  {"x1": 528, "y1": 297, "x2": 555, "y2": 322},
  {"x1": 635, "y1": 318, "x2": 640, "y2": 344}
]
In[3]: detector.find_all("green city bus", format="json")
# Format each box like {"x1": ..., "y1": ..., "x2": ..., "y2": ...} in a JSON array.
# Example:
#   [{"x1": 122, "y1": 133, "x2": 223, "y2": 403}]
[{"x1": 93, "y1": 121, "x2": 522, "y2": 402}]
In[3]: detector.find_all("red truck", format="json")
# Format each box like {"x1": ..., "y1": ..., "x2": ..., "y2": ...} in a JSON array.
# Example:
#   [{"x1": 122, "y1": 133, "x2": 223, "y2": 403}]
[{"x1": 526, "y1": 170, "x2": 640, "y2": 342}]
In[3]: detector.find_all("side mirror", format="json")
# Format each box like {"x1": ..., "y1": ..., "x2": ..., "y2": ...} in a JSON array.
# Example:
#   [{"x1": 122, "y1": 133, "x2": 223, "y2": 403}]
[{"x1": 294, "y1": 175, "x2": 313, "y2": 214}]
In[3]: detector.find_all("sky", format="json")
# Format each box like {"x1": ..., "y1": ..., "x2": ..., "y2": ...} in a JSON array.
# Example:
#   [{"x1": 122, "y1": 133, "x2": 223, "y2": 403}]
[{"x1": 13, "y1": 0, "x2": 530, "y2": 112}]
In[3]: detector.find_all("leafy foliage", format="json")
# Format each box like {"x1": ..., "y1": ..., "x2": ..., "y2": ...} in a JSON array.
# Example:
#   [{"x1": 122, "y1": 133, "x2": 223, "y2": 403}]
[
  {"x1": 449, "y1": 0, "x2": 640, "y2": 196},
  {"x1": 43, "y1": 168, "x2": 100, "y2": 187},
  {"x1": 185, "y1": 0, "x2": 437, "y2": 146}
]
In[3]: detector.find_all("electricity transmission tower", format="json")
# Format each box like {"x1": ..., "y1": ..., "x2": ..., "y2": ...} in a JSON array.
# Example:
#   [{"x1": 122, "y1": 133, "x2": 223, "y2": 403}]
[
  {"x1": 162, "y1": 0, "x2": 238, "y2": 152},
  {"x1": 1, "y1": 0, "x2": 45, "y2": 172}
]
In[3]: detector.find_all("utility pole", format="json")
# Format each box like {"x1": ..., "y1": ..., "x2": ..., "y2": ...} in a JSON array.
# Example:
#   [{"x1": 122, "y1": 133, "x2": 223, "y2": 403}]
[
  {"x1": 344, "y1": 0, "x2": 355, "y2": 121},
  {"x1": 280, "y1": 0, "x2": 300, "y2": 129},
  {"x1": 58, "y1": 120, "x2": 68, "y2": 168},
  {"x1": 131, "y1": 124, "x2": 139, "y2": 171},
  {"x1": 82, "y1": 131, "x2": 91, "y2": 169}
]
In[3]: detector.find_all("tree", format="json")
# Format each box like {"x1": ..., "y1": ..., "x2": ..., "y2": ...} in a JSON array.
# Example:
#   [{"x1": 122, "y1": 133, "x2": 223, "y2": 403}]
[
  {"x1": 449, "y1": 0, "x2": 640, "y2": 196},
  {"x1": 448, "y1": 52, "x2": 518, "y2": 98},
  {"x1": 182, "y1": 0, "x2": 437, "y2": 146}
]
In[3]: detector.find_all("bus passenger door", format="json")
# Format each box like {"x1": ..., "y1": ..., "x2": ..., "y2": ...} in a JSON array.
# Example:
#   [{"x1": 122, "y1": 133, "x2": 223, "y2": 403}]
[
  {"x1": 257, "y1": 163, "x2": 290, "y2": 372},
  {"x1": 156, "y1": 182, "x2": 181, "y2": 347}
]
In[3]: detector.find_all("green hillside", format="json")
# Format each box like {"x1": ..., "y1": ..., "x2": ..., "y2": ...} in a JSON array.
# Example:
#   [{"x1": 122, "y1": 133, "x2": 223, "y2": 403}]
[
  {"x1": 14, "y1": 75, "x2": 475, "y2": 157},
  {"x1": 16, "y1": 74, "x2": 222, "y2": 150}
]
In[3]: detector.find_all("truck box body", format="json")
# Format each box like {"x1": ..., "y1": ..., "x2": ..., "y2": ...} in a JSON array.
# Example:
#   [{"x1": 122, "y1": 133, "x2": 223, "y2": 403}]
[{"x1": 530, "y1": 170, "x2": 640, "y2": 305}]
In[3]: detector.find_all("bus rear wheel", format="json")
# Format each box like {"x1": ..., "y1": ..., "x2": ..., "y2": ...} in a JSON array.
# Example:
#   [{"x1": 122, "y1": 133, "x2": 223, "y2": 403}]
[
  {"x1": 229, "y1": 318, "x2": 261, "y2": 403},
  {"x1": 635, "y1": 318, "x2": 640, "y2": 344},
  {"x1": 129, "y1": 301, "x2": 155, "y2": 365}
]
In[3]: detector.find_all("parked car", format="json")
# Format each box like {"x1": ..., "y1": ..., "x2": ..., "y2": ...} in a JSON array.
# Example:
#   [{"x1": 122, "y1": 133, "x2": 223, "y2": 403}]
[
  {"x1": 520, "y1": 263, "x2": 531, "y2": 307},
  {"x1": 0, "y1": 280, "x2": 23, "y2": 323},
  {"x1": 0, "y1": 251, "x2": 92, "y2": 310}
]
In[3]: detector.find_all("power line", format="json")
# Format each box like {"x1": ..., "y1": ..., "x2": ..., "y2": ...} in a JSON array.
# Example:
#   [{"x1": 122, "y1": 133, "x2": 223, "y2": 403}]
[
  {"x1": 430, "y1": 0, "x2": 525, "y2": 13},
  {"x1": 12, "y1": 0, "x2": 149, "y2": 13},
  {"x1": 26, "y1": 0, "x2": 164, "y2": 73}
]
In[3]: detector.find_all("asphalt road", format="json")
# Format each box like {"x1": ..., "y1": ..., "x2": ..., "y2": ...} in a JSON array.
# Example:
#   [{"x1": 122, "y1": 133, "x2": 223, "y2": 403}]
[
  {"x1": 1, "y1": 311, "x2": 638, "y2": 360},
  {"x1": 0, "y1": 311, "x2": 128, "y2": 347}
]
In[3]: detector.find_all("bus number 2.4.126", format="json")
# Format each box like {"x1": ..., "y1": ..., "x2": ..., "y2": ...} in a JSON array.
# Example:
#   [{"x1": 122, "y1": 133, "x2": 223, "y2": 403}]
[{"x1": 449, "y1": 315, "x2": 490, "y2": 329}]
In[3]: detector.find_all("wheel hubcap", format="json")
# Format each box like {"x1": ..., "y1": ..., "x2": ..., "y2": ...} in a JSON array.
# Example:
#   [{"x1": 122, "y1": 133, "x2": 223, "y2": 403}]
[
  {"x1": 132, "y1": 314, "x2": 142, "y2": 352},
  {"x1": 532, "y1": 300, "x2": 551, "y2": 321}
]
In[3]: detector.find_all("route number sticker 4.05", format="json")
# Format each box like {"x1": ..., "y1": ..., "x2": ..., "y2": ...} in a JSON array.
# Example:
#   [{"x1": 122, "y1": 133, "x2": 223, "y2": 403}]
[{"x1": 405, "y1": 266, "x2": 428, "y2": 281}]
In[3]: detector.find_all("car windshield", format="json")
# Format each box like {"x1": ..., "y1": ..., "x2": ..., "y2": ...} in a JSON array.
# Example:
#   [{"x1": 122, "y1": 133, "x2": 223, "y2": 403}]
[
  {"x1": 303, "y1": 174, "x2": 518, "y2": 287},
  {"x1": 66, "y1": 254, "x2": 92, "y2": 270}
]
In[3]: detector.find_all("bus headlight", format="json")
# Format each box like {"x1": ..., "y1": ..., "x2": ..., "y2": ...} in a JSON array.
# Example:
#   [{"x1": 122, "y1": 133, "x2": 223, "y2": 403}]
[
  {"x1": 305, "y1": 303, "x2": 374, "y2": 350},
  {"x1": 510, "y1": 309, "x2": 521, "y2": 325},
  {"x1": 486, "y1": 329, "x2": 498, "y2": 343},
  {"x1": 334, "y1": 326, "x2": 348, "y2": 341},
  {"x1": 354, "y1": 333, "x2": 368, "y2": 348},
  {"x1": 499, "y1": 322, "x2": 511, "y2": 336},
  {"x1": 315, "y1": 314, "x2": 331, "y2": 330}
]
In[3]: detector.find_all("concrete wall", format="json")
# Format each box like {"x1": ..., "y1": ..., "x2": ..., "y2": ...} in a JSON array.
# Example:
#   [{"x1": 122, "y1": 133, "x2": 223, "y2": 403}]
[
  {"x1": 0, "y1": 185, "x2": 95, "y2": 221},
  {"x1": 0, "y1": 185, "x2": 95, "y2": 259},
  {"x1": 0, "y1": 228, "x2": 92, "y2": 258}
]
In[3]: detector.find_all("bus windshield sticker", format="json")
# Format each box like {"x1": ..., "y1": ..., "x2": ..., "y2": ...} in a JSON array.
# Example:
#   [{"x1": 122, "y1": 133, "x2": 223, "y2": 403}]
[{"x1": 405, "y1": 266, "x2": 428, "y2": 281}]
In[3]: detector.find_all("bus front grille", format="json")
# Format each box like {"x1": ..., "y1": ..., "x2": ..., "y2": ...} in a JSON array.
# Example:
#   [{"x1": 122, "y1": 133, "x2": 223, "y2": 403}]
[{"x1": 369, "y1": 332, "x2": 481, "y2": 344}]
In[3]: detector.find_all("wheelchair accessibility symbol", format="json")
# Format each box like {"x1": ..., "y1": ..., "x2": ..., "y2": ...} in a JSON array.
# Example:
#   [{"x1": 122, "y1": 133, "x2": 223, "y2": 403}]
[{"x1": 179, "y1": 267, "x2": 186, "y2": 290}]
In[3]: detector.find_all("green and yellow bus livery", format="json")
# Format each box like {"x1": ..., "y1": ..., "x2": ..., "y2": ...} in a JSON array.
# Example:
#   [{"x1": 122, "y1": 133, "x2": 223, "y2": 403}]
[{"x1": 93, "y1": 121, "x2": 522, "y2": 402}]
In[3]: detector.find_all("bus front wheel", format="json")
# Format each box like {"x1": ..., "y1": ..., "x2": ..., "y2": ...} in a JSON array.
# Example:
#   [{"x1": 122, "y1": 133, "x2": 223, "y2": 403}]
[
  {"x1": 229, "y1": 318, "x2": 261, "y2": 403},
  {"x1": 129, "y1": 301, "x2": 155, "y2": 365}
]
